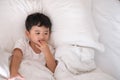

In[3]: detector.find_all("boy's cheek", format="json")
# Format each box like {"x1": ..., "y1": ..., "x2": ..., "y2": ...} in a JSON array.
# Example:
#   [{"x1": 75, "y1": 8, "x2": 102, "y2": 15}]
[
  {"x1": 36, "y1": 41, "x2": 41, "y2": 45},
  {"x1": 32, "y1": 40, "x2": 40, "y2": 46}
]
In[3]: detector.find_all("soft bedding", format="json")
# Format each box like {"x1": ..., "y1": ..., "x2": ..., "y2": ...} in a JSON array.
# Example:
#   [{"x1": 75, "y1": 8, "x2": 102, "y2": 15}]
[
  {"x1": 0, "y1": 0, "x2": 117, "y2": 80},
  {"x1": 0, "y1": 49, "x2": 55, "y2": 80},
  {"x1": 0, "y1": 48, "x2": 116, "y2": 80},
  {"x1": 55, "y1": 62, "x2": 116, "y2": 80},
  {"x1": 55, "y1": 45, "x2": 96, "y2": 74},
  {"x1": 18, "y1": 60, "x2": 55, "y2": 80},
  {"x1": 0, "y1": 49, "x2": 10, "y2": 79},
  {"x1": 54, "y1": 45, "x2": 116, "y2": 80}
]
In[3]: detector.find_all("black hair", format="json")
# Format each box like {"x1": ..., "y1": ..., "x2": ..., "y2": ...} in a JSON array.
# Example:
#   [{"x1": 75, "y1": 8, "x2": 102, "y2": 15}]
[{"x1": 25, "y1": 12, "x2": 52, "y2": 32}]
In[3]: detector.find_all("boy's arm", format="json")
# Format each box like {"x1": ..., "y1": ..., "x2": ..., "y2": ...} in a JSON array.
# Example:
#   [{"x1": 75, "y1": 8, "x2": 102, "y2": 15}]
[
  {"x1": 10, "y1": 48, "x2": 23, "y2": 78},
  {"x1": 44, "y1": 50, "x2": 57, "y2": 73},
  {"x1": 36, "y1": 41, "x2": 57, "y2": 72}
]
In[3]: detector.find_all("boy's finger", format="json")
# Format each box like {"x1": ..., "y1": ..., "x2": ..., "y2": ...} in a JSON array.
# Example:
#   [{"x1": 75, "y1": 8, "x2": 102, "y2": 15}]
[
  {"x1": 36, "y1": 41, "x2": 42, "y2": 46},
  {"x1": 40, "y1": 41, "x2": 48, "y2": 46},
  {"x1": 36, "y1": 45, "x2": 41, "y2": 50}
]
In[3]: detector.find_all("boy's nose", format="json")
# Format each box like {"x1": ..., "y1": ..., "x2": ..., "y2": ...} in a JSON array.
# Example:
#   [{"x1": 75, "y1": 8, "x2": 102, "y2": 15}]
[{"x1": 39, "y1": 34, "x2": 45, "y2": 40}]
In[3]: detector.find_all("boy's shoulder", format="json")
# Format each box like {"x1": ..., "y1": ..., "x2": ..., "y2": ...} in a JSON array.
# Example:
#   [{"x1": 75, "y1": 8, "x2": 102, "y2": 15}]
[
  {"x1": 15, "y1": 37, "x2": 29, "y2": 47},
  {"x1": 13, "y1": 37, "x2": 29, "y2": 52},
  {"x1": 16, "y1": 37, "x2": 28, "y2": 43}
]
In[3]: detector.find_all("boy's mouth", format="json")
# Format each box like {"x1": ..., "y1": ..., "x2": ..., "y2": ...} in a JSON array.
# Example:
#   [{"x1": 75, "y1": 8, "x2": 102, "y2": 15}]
[{"x1": 38, "y1": 40, "x2": 45, "y2": 42}]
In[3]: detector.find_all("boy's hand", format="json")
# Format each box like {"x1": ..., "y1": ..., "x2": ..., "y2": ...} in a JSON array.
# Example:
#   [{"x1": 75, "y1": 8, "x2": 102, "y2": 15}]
[
  {"x1": 8, "y1": 75, "x2": 24, "y2": 80},
  {"x1": 10, "y1": 72, "x2": 22, "y2": 78},
  {"x1": 36, "y1": 41, "x2": 50, "y2": 54}
]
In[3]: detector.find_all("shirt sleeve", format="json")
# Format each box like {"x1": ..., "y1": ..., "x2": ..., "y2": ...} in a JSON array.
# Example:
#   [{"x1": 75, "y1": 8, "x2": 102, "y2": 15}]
[{"x1": 13, "y1": 38, "x2": 26, "y2": 55}]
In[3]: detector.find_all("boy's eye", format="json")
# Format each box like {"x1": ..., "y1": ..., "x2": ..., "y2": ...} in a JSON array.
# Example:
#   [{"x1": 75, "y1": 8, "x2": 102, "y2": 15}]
[
  {"x1": 44, "y1": 33, "x2": 48, "y2": 35},
  {"x1": 36, "y1": 32, "x2": 40, "y2": 34}
]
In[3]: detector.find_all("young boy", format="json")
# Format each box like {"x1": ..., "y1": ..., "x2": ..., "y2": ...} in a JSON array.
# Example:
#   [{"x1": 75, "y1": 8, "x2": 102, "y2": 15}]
[{"x1": 8, "y1": 13, "x2": 57, "y2": 80}]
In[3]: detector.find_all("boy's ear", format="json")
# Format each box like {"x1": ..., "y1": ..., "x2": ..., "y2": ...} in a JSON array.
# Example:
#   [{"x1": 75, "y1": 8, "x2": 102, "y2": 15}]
[{"x1": 25, "y1": 30, "x2": 30, "y2": 38}]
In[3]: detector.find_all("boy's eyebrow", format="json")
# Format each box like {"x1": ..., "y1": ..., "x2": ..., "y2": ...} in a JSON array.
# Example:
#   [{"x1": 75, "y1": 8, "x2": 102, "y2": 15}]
[
  {"x1": 35, "y1": 30, "x2": 40, "y2": 32},
  {"x1": 44, "y1": 30, "x2": 49, "y2": 32},
  {"x1": 34, "y1": 30, "x2": 49, "y2": 32}
]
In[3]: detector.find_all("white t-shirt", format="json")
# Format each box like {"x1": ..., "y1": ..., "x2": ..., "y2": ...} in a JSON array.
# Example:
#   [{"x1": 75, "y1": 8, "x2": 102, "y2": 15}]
[{"x1": 13, "y1": 38, "x2": 55, "y2": 66}]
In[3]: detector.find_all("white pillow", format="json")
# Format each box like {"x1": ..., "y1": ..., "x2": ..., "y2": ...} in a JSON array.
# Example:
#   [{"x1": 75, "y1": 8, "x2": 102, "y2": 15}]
[
  {"x1": 42, "y1": 0, "x2": 104, "y2": 51},
  {"x1": 0, "y1": 0, "x2": 42, "y2": 52},
  {"x1": 0, "y1": 0, "x2": 103, "y2": 52}
]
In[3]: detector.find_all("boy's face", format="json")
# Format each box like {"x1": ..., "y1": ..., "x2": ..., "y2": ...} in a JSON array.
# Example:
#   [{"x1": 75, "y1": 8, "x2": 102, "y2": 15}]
[{"x1": 26, "y1": 26, "x2": 50, "y2": 45}]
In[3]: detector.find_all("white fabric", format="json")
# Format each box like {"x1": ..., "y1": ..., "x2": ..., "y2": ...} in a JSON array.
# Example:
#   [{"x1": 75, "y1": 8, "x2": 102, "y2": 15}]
[
  {"x1": 0, "y1": 49, "x2": 10, "y2": 79},
  {"x1": 0, "y1": 0, "x2": 104, "y2": 52},
  {"x1": 0, "y1": 0, "x2": 119, "y2": 80},
  {"x1": 54, "y1": 61, "x2": 116, "y2": 80},
  {"x1": 19, "y1": 60, "x2": 55, "y2": 80},
  {"x1": 54, "y1": 45, "x2": 116, "y2": 80},
  {"x1": 0, "y1": 0, "x2": 26, "y2": 53},
  {"x1": 55, "y1": 45, "x2": 96, "y2": 74},
  {"x1": 92, "y1": 0, "x2": 120, "y2": 80},
  {"x1": 13, "y1": 38, "x2": 54, "y2": 66},
  {"x1": 42, "y1": 0, "x2": 104, "y2": 51},
  {"x1": 0, "y1": 0, "x2": 42, "y2": 53},
  {"x1": 13, "y1": 38, "x2": 55, "y2": 80}
]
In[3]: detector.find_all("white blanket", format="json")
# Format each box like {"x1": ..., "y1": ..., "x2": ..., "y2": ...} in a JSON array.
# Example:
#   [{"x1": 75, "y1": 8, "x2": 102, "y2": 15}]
[
  {"x1": 19, "y1": 60, "x2": 55, "y2": 80},
  {"x1": 54, "y1": 45, "x2": 117, "y2": 80},
  {"x1": 0, "y1": 47, "x2": 117, "y2": 80},
  {"x1": 55, "y1": 61, "x2": 116, "y2": 80},
  {"x1": 0, "y1": 49, "x2": 55, "y2": 80},
  {"x1": 55, "y1": 45, "x2": 96, "y2": 74}
]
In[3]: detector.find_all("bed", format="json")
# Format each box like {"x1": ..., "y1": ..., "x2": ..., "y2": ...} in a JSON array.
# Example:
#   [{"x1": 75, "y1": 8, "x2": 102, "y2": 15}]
[{"x1": 0, "y1": 0, "x2": 119, "y2": 80}]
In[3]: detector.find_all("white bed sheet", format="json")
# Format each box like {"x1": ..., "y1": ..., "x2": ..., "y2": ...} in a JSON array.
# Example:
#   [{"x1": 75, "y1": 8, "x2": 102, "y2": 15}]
[
  {"x1": 93, "y1": 0, "x2": 120, "y2": 79},
  {"x1": 0, "y1": 0, "x2": 119, "y2": 80},
  {"x1": 0, "y1": 48, "x2": 117, "y2": 80}
]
